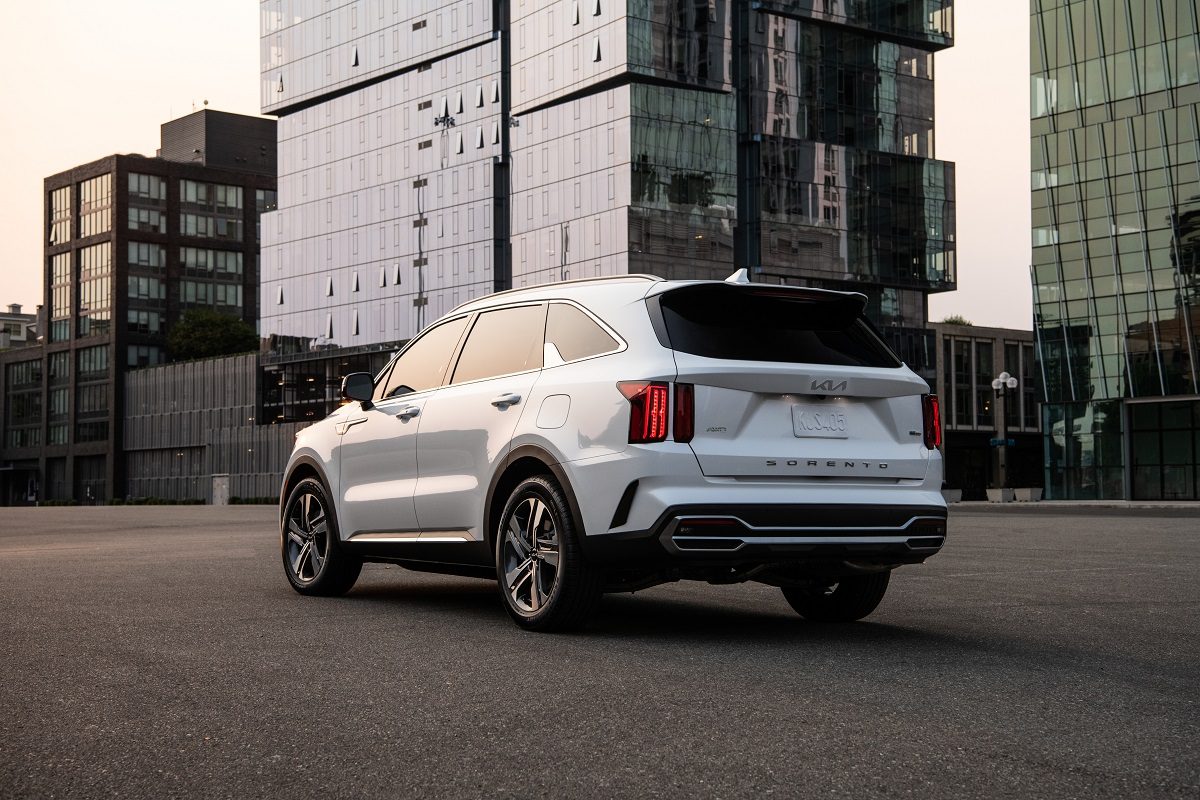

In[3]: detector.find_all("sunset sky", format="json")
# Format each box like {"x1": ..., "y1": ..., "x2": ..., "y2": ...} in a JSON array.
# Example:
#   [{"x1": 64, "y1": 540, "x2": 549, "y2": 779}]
[{"x1": 0, "y1": 1, "x2": 1032, "y2": 330}]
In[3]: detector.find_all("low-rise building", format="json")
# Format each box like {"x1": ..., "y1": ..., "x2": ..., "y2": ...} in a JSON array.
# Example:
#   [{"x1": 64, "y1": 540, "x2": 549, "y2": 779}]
[
  {"x1": 0, "y1": 304, "x2": 38, "y2": 350},
  {"x1": 930, "y1": 322, "x2": 1043, "y2": 500}
]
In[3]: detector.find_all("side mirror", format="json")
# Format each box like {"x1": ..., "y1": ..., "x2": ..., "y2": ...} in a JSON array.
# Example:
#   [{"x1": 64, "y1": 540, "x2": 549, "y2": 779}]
[{"x1": 340, "y1": 372, "x2": 374, "y2": 406}]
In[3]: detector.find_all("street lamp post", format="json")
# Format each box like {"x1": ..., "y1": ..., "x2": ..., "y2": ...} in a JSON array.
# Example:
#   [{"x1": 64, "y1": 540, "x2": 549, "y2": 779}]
[{"x1": 991, "y1": 371, "x2": 1020, "y2": 489}]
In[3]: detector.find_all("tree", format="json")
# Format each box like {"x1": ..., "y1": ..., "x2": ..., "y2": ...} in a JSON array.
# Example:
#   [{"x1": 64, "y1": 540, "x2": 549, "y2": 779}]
[
  {"x1": 941, "y1": 314, "x2": 973, "y2": 326},
  {"x1": 168, "y1": 308, "x2": 259, "y2": 362}
]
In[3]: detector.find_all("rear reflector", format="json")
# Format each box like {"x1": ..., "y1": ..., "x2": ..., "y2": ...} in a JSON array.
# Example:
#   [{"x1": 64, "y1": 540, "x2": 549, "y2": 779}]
[
  {"x1": 922, "y1": 394, "x2": 942, "y2": 450},
  {"x1": 673, "y1": 383, "x2": 694, "y2": 443},
  {"x1": 618, "y1": 381, "x2": 669, "y2": 443}
]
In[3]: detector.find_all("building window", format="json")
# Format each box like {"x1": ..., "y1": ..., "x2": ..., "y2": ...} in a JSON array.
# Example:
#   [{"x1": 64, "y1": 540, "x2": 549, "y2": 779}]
[
  {"x1": 126, "y1": 309, "x2": 163, "y2": 335},
  {"x1": 128, "y1": 241, "x2": 166, "y2": 269},
  {"x1": 48, "y1": 351, "x2": 69, "y2": 384},
  {"x1": 50, "y1": 252, "x2": 72, "y2": 342},
  {"x1": 181, "y1": 246, "x2": 243, "y2": 276},
  {"x1": 49, "y1": 186, "x2": 72, "y2": 245},
  {"x1": 128, "y1": 276, "x2": 166, "y2": 302},
  {"x1": 128, "y1": 173, "x2": 166, "y2": 203},
  {"x1": 75, "y1": 420, "x2": 109, "y2": 443},
  {"x1": 974, "y1": 341, "x2": 994, "y2": 428},
  {"x1": 180, "y1": 212, "x2": 242, "y2": 241},
  {"x1": 128, "y1": 207, "x2": 166, "y2": 233},
  {"x1": 127, "y1": 345, "x2": 164, "y2": 367},
  {"x1": 1022, "y1": 343, "x2": 1038, "y2": 430},
  {"x1": 79, "y1": 174, "x2": 112, "y2": 238},
  {"x1": 952, "y1": 339, "x2": 972, "y2": 427},
  {"x1": 76, "y1": 345, "x2": 109, "y2": 377},
  {"x1": 77, "y1": 243, "x2": 113, "y2": 339},
  {"x1": 181, "y1": 280, "x2": 243, "y2": 310}
]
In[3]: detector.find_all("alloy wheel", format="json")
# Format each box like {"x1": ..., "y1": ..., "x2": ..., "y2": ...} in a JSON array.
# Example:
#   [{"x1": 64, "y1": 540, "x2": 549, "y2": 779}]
[
  {"x1": 501, "y1": 496, "x2": 561, "y2": 613},
  {"x1": 285, "y1": 490, "x2": 328, "y2": 583}
]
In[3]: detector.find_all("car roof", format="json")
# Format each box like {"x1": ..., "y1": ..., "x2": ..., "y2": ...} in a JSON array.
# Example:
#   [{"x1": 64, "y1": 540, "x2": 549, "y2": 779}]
[{"x1": 447, "y1": 273, "x2": 866, "y2": 316}]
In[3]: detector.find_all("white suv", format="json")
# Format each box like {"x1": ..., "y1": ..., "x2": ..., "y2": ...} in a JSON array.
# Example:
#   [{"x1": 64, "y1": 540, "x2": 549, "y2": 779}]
[{"x1": 279, "y1": 272, "x2": 947, "y2": 631}]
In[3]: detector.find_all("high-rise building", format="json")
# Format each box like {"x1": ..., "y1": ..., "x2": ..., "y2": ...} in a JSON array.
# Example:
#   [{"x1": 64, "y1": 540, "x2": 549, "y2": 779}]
[
  {"x1": 1031, "y1": 0, "x2": 1200, "y2": 499},
  {"x1": 258, "y1": 0, "x2": 956, "y2": 420},
  {"x1": 0, "y1": 110, "x2": 276, "y2": 504}
]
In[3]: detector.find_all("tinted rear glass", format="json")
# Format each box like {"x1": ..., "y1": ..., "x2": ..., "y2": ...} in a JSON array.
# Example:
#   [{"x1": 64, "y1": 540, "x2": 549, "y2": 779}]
[
  {"x1": 655, "y1": 285, "x2": 900, "y2": 368},
  {"x1": 546, "y1": 303, "x2": 619, "y2": 362}
]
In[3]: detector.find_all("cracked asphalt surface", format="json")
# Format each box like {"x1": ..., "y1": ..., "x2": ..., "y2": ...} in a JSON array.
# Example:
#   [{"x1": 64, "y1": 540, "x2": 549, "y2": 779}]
[{"x1": 0, "y1": 505, "x2": 1197, "y2": 799}]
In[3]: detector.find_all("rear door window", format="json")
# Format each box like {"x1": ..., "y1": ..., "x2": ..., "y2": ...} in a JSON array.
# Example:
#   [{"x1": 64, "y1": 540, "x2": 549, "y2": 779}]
[
  {"x1": 653, "y1": 285, "x2": 900, "y2": 368},
  {"x1": 545, "y1": 302, "x2": 619, "y2": 362},
  {"x1": 450, "y1": 304, "x2": 545, "y2": 384},
  {"x1": 375, "y1": 315, "x2": 469, "y2": 400}
]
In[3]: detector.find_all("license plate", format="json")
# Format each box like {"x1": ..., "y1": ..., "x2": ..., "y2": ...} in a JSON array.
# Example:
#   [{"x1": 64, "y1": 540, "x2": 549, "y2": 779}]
[{"x1": 792, "y1": 406, "x2": 849, "y2": 439}]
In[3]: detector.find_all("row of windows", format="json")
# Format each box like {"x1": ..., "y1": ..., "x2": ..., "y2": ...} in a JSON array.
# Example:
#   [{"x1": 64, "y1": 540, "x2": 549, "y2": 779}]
[
  {"x1": 128, "y1": 345, "x2": 164, "y2": 368},
  {"x1": 181, "y1": 246, "x2": 244, "y2": 276},
  {"x1": 180, "y1": 213, "x2": 242, "y2": 241},
  {"x1": 76, "y1": 309, "x2": 112, "y2": 339},
  {"x1": 129, "y1": 241, "x2": 166, "y2": 268},
  {"x1": 129, "y1": 207, "x2": 167, "y2": 234},
  {"x1": 1033, "y1": 0, "x2": 1198, "y2": 72},
  {"x1": 5, "y1": 389, "x2": 41, "y2": 427},
  {"x1": 77, "y1": 345, "x2": 109, "y2": 376},
  {"x1": 5, "y1": 427, "x2": 40, "y2": 449},
  {"x1": 6, "y1": 359, "x2": 41, "y2": 387},
  {"x1": 76, "y1": 420, "x2": 109, "y2": 443},
  {"x1": 942, "y1": 339, "x2": 1040, "y2": 432},
  {"x1": 127, "y1": 309, "x2": 163, "y2": 335},
  {"x1": 180, "y1": 281, "x2": 244, "y2": 309},
  {"x1": 181, "y1": 180, "x2": 244, "y2": 212},
  {"x1": 76, "y1": 383, "x2": 108, "y2": 417},
  {"x1": 128, "y1": 276, "x2": 167, "y2": 302},
  {"x1": 129, "y1": 173, "x2": 167, "y2": 203},
  {"x1": 1032, "y1": 40, "x2": 1200, "y2": 118}
]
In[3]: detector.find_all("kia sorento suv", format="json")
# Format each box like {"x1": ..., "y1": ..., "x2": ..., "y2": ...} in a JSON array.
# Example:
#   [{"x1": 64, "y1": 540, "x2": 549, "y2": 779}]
[{"x1": 279, "y1": 272, "x2": 947, "y2": 631}]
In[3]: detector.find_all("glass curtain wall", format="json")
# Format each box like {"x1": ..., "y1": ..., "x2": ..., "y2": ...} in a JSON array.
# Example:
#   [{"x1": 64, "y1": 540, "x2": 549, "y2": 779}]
[{"x1": 1031, "y1": 0, "x2": 1200, "y2": 498}]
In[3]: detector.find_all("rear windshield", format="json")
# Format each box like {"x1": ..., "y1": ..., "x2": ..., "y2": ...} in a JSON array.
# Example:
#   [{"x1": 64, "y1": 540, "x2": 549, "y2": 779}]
[{"x1": 652, "y1": 285, "x2": 901, "y2": 368}]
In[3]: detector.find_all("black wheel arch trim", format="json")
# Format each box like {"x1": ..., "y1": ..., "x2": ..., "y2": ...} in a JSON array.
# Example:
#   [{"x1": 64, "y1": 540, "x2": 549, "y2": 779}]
[
  {"x1": 484, "y1": 444, "x2": 585, "y2": 556},
  {"x1": 280, "y1": 455, "x2": 335, "y2": 517}
]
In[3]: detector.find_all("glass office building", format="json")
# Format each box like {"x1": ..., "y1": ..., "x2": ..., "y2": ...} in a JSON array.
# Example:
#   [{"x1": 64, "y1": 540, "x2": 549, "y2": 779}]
[
  {"x1": 1031, "y1": 0, "x2": 1200, "y2": 498},
  {"x1": 259, "y1": 0, "x2": 955, "y2": 417}
]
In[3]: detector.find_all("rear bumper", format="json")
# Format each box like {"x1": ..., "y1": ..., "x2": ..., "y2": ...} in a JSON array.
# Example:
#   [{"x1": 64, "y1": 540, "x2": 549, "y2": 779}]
[{"x1": 581, "y1": 503, "x2": 948, "y2": 568}]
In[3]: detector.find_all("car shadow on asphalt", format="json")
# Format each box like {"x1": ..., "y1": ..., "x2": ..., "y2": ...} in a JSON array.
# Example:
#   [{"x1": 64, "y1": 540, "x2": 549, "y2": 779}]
[
  {"x1": 342, "y1": 575, "x2": 980, "y2": 651},
  {"x1": 588, "y1": 592, "x2": 976, "y2": 648}
]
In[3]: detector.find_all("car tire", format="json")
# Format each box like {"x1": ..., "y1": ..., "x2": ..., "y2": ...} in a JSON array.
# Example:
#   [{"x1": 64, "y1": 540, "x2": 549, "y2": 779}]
[
  {"x1": 281, "y1": 477, "x2": 363, "y2": 596},
  {"x1": 781, "y1": 572, "x2": 891, "y2": 622},
  {"x1": 495, "y1": 475, "x2": 603, "y2": 632}
]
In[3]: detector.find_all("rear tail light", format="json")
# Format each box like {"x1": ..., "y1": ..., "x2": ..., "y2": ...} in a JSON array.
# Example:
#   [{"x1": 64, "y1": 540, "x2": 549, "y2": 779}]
[
  {"x1": 922, "y1": 394, "x2": 942, "y2": 450},
  {"x1": 618, "y1": 381, "x2": 669, "y2": 443},
  {"x1": 673, "y1": 383, "x2": 694, "y2": 443}
]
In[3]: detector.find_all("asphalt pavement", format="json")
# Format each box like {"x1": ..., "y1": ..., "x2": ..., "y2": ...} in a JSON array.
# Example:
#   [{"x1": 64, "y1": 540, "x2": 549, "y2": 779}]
[{"x1": 0, "y1": 505, "x2": 1197, "y2": 799}]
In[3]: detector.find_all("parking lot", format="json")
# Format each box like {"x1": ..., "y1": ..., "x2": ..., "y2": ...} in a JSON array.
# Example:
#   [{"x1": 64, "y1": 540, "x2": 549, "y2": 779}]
[{"x1": 0, "y1": 504, "x2": 1197, "y2": 799}]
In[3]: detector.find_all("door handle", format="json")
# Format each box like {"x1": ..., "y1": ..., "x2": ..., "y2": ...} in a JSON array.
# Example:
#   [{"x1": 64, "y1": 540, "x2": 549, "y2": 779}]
[
  {"x1": 490, "y1": 393, "x2": 522, "y2": 408},
  {"x1": 397, "y1": 405, "x2": 421, "y2": 420}
]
